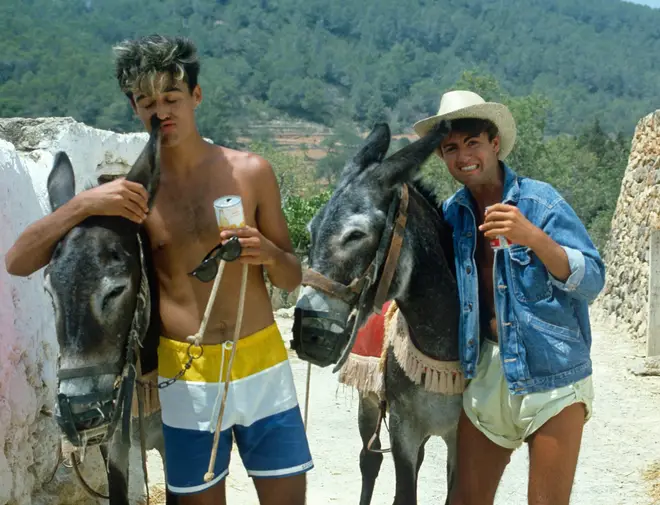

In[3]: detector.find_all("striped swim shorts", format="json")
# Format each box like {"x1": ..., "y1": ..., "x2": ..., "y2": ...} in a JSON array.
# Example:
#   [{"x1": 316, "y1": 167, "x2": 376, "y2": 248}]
[{"x1": 157, "y1": 322, "x2": 314, "y2": 495}]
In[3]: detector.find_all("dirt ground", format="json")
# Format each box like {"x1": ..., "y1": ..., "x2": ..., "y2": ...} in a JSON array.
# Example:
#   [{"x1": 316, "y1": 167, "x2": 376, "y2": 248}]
[{"x1": 145, "y1": 311, "x2": 660, "y2": 505}]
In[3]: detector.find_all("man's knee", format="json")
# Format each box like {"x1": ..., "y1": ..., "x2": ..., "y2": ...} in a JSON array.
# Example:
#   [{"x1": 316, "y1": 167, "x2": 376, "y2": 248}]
[
  {"x1": 453, "y1": 410, "x2": 513, "y2": 505},
  {"x1": 177, "y1": 480, "x2": 226, "y2": 505},
  {"x1": 254, "y1": 473, "x2": 307, "y2": 505}
]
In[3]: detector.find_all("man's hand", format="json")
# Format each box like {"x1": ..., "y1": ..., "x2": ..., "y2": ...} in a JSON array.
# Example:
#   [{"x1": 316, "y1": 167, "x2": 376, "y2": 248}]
[
  {"x1": 478, "y1": 203, "x2": 538, "y2": 247},
  {"x1": 479, "y1": 203, "x2": 572, "y2": 282},
  {"x1": 220, "y1": 226, "x2": 279, "y2": 265},
  {"x1": 79, "y1": 178, "x2": 149, "y2": 224}
]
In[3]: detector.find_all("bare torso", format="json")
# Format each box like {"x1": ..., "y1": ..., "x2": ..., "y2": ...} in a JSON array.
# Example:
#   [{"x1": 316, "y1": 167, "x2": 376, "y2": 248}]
[{"x1": 144, "y1": 144, "x2": 275, "y2": 344}]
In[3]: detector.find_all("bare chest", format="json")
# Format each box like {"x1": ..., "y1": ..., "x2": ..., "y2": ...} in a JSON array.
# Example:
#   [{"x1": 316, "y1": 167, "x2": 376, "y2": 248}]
[
  {"x1": 476, "y1": 233, "x2": 495, "y2": 293},
  {"x1": 148, "y1": 174, "x2": 253, "y2": 253}
]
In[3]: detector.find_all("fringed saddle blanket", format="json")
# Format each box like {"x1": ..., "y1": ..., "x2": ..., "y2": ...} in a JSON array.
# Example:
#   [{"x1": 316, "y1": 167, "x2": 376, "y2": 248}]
[{"x1": 338, "y1": 301, "x2": 466, "y2": 396}]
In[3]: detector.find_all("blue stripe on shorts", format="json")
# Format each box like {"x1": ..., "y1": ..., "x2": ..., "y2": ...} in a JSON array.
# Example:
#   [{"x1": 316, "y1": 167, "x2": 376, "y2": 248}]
[{"x1": 235, "y1": 405, "x2": 314, "y2": 477}]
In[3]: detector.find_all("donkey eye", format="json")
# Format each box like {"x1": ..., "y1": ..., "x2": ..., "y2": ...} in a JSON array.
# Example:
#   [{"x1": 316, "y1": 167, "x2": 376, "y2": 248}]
[{"x1": 343, "y1": 230, "x2": 366, "y2": 244}]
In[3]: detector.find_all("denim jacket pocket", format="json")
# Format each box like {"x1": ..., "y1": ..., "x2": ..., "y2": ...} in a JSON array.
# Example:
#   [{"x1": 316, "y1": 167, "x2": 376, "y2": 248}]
[
  {"x1": 521, "y1": 312, "x2": 584, "y2": 377},
  {"x1": 526, "y1": 312, "x2": 582, "y2": 343},
  {"x1": 508, "y1": 246, "x2": 552, "y2": 303}
]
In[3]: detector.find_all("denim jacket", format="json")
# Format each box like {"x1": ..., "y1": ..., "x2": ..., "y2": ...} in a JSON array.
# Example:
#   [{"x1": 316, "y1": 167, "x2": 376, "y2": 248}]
[{"x1": 442, "y1": 163, "x2": 606, "y2": 395}]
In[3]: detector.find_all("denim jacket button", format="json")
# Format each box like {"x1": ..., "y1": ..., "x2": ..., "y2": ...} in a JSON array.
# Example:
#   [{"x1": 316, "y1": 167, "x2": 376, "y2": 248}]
[
  {"x1": 466, "y1": 266, "x2": 472, "y2": 274},
  {"x1": 468, "y1": 338, "x2": 475, "y2": 346}
]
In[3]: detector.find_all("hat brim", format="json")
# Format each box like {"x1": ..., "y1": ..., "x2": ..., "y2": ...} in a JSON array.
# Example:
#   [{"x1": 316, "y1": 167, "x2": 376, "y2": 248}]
[{"x1": 412, "y1": 102, "x2": 517, "y2": 161}]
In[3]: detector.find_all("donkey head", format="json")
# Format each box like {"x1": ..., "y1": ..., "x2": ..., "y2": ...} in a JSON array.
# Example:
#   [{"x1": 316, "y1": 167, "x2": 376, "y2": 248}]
[
  {"x1": 292, "y1": 120, "x2": 450, "y2": 371},
  {"x1": 44, "y1": 116, "x2": 161, "y2": 445}
]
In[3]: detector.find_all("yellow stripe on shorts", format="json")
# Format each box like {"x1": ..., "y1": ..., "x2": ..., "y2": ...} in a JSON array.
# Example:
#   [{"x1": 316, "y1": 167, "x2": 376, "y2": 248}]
[{"x1": 157, "y1": 322, "x2": 287, "y2": 383}]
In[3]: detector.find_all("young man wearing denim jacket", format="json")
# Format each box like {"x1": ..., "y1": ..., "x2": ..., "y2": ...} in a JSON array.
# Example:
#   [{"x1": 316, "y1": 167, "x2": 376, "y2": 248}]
[{"x1": 413, "y1": 90, "x2": 606, "y2": 505}]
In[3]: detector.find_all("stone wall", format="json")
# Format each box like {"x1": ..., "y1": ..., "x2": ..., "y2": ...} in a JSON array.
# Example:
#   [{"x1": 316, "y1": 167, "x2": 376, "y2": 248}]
[
  {"x1": 593, "y1": 110, "x2": 660, "y2": 347},
  {"x1": 0, "y1": 117, "x2": 150, "y2": 505}
]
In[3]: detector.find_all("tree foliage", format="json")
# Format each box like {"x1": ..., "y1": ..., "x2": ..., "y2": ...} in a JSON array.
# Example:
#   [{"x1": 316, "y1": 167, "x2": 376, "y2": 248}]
[{"x1": 1, "y1": 0, "x2": 658, "y2": 145}]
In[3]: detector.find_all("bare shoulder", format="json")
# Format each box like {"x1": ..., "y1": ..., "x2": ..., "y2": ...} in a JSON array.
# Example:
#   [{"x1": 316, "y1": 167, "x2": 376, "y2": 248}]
[{"x1": 213, "y1": 145, "x2": 276, "y2": 182}]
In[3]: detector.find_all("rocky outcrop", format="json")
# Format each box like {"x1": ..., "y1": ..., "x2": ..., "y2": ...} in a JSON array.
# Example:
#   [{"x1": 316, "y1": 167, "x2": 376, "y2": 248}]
[{"x1": 593, "y1": 110, "x2": 660, "y2": 347}]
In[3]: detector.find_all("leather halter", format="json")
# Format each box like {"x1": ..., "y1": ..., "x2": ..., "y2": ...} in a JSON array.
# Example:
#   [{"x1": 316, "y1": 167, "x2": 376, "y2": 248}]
[
  {"x1": 303, "y1": 183, "x2": 408, "y2": 314},
  {"x1": 297, "y1": 184, "x2": 409, "y2": 371}
]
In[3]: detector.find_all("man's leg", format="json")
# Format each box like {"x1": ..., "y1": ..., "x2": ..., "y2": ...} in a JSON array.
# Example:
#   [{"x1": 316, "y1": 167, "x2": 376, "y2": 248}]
[
  {"x1": 450, "y1": 409, "x2": 514, "y2": 505},
  {"x1": 253, "y1": 475, "x2": 306, "y2": 505},
  {"x1": 526, "y1": 403, "x2": 586, "y2": 505},
  {"x1": 178, "y1": 482, "x2": 227, "y2": 505}
]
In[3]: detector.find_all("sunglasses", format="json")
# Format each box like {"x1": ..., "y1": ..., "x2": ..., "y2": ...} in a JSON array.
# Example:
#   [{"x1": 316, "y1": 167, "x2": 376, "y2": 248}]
[{"x1": 188, "y1": 236, "x2": 242, "y2": 282}]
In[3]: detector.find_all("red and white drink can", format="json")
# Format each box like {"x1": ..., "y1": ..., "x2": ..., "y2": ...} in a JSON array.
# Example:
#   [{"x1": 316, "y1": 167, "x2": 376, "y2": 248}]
[
  {"x1": 490, "y1": 236, "x2": 510, "y2": 250},
  {"x1": 485, "y1": 205, "x2": 510, "y2": 250}
]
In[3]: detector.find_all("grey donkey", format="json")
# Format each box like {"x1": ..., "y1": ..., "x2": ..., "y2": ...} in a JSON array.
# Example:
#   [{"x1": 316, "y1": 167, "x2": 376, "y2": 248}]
[
  {"x1": 293, "y1": 121, "x2": 463, "y2": 504},
  {"x1": 44, "y1": 116, "x2": 178, "y2": 505}
]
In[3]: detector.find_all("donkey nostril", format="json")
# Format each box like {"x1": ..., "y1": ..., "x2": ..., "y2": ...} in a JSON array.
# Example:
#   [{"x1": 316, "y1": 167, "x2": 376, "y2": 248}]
[
  {"x1": 92, "y1": 280, "x2": 130, "y2": 318},
  {"x1": 102, "y1": 286, "x2": 126, "y2": 310}
]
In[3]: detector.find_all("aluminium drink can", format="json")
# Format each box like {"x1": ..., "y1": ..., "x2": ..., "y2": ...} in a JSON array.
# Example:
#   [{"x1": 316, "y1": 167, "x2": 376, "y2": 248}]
[
  {"x1": 485, "y1": 205, "x2": 510, "y2": 250},
  {"x1": 213, "y1": 195, "x2": 245, "y2": 230},
  {"x1": 489, "y1": 236, "x2": 510, "y2": 250}
]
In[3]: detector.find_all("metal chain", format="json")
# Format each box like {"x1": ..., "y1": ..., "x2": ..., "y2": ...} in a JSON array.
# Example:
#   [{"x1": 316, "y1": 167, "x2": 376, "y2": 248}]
[{"x1": 137, "y1": 342, "x2": 204, "y2": 390}]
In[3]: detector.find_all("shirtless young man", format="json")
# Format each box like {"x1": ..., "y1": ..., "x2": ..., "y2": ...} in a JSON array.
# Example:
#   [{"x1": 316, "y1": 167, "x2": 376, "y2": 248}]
[
  {"x1": 413, "y1": 91, "x2": 606, "y2": 505},
  {"x1": 5, "y1": 34, "x2": 312, "y2": 504}
]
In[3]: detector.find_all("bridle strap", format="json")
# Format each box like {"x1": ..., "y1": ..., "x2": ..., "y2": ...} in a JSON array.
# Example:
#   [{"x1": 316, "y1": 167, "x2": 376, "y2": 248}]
[
  {"x1": 302, "y1": 267, "x2": 371, "y2": 304},
  {"x1": 301, "y1": 184, "x2": 410, "y2": 310},
  {"x1": 372, "y1": 184, "x2": 409, "y2": 314},
  {"x1": 57, "y1": 363, "x2": 124, "y2": 380}
]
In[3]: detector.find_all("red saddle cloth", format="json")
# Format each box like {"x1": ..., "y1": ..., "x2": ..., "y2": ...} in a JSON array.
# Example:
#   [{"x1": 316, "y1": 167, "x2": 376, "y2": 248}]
[{"x1": 351, "y1": 301, "x2": 393, "y2": 358}]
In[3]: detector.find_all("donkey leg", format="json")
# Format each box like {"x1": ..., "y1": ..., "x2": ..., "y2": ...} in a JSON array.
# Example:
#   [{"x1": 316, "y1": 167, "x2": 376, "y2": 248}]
[
  {"x1": 358, "y1": 394, "x2": 384, "y2": 505},
  {"x1": 415, "y1": 436, "x2": 430, "y2": 488},
  {"x1": 389, "y1": 404, "x2": 425, "y2": 505},
  {"x1": 442, "y1": 428, "x2": 458, "y2": 505}
]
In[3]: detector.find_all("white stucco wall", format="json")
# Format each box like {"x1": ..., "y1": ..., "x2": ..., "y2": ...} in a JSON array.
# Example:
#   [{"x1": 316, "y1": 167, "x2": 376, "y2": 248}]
[{"x1": 0, "y1": 117, "x2": 149, "y2": 505}]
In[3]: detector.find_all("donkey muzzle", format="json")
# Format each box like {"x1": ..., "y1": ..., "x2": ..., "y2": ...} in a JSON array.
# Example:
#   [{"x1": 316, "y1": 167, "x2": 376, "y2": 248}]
[{"x1": 291, "y1": 307, "x2": 350, "y2": 367}]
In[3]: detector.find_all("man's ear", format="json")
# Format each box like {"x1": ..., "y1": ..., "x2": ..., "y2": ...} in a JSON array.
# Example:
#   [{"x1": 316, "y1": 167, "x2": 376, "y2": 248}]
[
  {"x1": 192, "y1": 84, "x2": 202, "y2": 109},
  {"x1": 492, "y1": 135, "x2": 501, "y2": 156}
]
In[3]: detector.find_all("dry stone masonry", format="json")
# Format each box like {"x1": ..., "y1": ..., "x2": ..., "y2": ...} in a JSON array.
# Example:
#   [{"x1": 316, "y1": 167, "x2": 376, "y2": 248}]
[{"x1": 593, "y1": 110, "x2": 660, "y2": 349}]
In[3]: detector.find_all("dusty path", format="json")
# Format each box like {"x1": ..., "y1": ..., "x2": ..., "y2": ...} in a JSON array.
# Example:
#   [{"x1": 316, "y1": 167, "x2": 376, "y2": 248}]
[{"x1": 146, "y1": 311, "x2": 660, "y2": 504}]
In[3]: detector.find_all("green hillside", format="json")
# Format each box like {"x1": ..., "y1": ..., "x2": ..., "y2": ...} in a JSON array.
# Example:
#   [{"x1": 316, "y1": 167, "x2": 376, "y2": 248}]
[{"x1": 1, "y1": 0, "x2": 658, "y2": 145}]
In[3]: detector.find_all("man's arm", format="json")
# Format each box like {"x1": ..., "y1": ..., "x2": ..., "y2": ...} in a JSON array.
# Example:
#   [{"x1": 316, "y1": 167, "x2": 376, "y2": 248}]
[
  {"x1": 5, "y1": 178, "x2": 149, "y2": 277},
  {"x1": 5, "y1": 195, "x2": 91, "y2": 276},
  {"x1": 535, "y1": 199, "x2": 606, "y2": 303},
  {"x1": 480, "y1": 200, "x2": 605, "y2": 303},
  {"x1": 220, "y1": 155, "x2": 302, "y2": 292},
  {"x1": 526, "y1": 227, "x2": 571, "y2": 282}
]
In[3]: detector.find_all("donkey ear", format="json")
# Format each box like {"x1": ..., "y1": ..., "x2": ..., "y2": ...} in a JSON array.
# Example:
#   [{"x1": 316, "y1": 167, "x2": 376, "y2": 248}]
[
  {"x1": 376, "y1": 120, "x2": 451, "y2": 189},
  {"x1": 125, "y1": 115, "x2": 162, "y2": 209},
  {"x1": 47, "y1": 151, "x2": 76, "y2": 212},
  {"x1": 352, "y1": 123, "x2": 391, "y2": 168},
  {"x1": 338, "y1": 123, "x2": 391, "y2": 182}
]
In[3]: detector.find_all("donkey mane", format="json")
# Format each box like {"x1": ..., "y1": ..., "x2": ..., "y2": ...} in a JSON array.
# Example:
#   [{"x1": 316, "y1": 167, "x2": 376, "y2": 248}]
[{"x1": 409, "y1": 178, "x2": 456, "y2": 281}]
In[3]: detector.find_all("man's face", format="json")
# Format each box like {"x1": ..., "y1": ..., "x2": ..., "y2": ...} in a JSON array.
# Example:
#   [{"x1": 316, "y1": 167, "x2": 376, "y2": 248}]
[
  {"x1": 131, "y1": 74, "x2": 201, "y2": 147},
  {"x1": 437, "y1": 130, "x2": 501, "y2": 188}
]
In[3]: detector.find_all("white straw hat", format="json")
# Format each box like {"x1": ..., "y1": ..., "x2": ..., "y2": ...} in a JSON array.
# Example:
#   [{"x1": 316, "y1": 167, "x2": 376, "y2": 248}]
[{"x1": 413, "y1": 90, "x2": 517, "y2": 160}]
